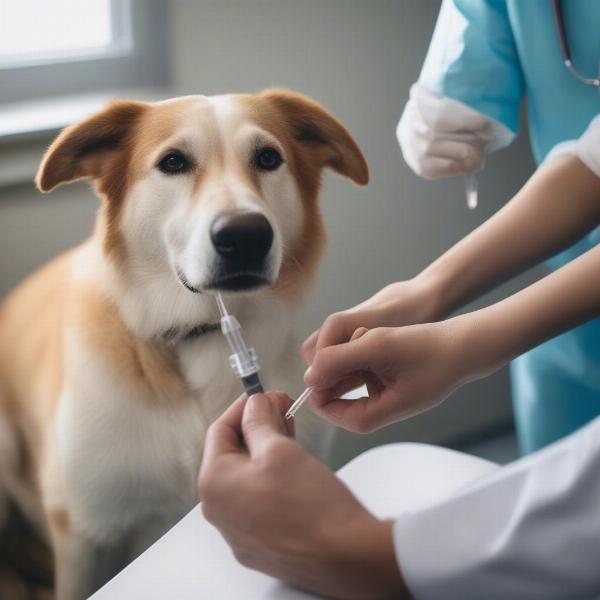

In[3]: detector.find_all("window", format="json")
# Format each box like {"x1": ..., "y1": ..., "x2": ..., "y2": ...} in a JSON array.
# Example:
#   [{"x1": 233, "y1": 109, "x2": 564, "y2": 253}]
[
  {"x1": 0, "y1": 0, "x2": 126, "y2": 67},
  {"x1": 0, "y1": 0, "x2": 168, "y2": 104}
]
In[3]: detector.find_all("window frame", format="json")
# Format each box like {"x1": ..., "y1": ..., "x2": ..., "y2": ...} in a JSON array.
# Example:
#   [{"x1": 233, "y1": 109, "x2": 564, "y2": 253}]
[{"x1": 0, "y1": 0, "x2": 169, "y2": 104}]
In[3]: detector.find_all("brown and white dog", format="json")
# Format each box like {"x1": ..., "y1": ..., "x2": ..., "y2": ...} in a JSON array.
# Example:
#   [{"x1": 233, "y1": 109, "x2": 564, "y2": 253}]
[{"x1": 0, "y1": 89, "x2": 368, "y2": 599}]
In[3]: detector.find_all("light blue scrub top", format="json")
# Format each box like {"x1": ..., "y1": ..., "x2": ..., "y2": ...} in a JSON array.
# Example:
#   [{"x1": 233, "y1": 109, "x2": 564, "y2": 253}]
[{"x1": 420, "y1": 0, "x2": 600, "y2": 453}]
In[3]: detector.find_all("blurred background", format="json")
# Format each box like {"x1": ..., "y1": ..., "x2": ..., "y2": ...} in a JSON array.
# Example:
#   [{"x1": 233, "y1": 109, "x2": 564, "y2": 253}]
[{"x1": 0, "y1": 0, "x2": 541, "y2": 468}]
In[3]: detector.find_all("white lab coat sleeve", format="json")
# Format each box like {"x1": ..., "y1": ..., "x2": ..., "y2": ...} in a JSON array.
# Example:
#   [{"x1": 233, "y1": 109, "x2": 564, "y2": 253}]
[
  {"x1": 545, "y1": 114, "x2": 600, "y2": 179},
  {"x1": 393, "y1": 415, "x2": 600, "y2": 600}
]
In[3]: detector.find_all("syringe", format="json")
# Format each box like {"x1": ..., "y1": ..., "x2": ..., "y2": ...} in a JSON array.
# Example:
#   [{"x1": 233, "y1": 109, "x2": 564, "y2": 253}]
[
  {"x1": 285, "y1": 387, "x2": 313, "y2": 420},
  {"x1": 215, "y1": 293, "x2": 264, "y2": 396},
  {"x1": 215, "y1": 293, "x2": 317, "y2": 418}
]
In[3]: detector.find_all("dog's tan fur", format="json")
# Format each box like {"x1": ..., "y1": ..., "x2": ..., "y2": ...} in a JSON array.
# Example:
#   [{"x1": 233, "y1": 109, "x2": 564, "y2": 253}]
[{"x1": 0, "y1": 89, "x2": 368, "y2": 599}]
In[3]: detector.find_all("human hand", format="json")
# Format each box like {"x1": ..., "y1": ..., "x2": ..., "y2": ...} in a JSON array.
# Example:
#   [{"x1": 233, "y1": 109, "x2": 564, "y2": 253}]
[
  {"x1": 305, "y1": 319, "x2": 474, "y2": 433},
  {"x1": 397, "y1": 83, "x2": 500, "y2": 179},
  {"x1": 198, "y1": 392, "x2": 411, "y2": 600},
  {"x1": 302, "y1": 277, "x2": 441, "y2": 365}
]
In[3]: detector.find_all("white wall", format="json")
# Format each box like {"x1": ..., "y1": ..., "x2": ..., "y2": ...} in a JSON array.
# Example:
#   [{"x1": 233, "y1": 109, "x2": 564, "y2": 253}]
[{"x1": 0, "y1": 1, "x2": 540, "y2": 468}]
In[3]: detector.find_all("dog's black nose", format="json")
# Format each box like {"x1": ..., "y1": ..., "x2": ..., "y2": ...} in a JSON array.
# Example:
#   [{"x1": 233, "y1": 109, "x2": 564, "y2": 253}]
[{"x1": 210, "y1": 211, "x2": 273, "y2": 263}]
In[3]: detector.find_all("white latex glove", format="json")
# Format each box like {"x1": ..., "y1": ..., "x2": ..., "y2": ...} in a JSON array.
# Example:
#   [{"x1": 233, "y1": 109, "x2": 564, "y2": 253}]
[{"x1": 397, "y1": 83, "x2": 514, "y2": 180}]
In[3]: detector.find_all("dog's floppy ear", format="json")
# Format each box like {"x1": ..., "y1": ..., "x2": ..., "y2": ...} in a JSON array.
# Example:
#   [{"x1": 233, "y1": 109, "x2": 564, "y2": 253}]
[
  {"x1": 36, "y1": 100, "x2": 148, "y2": 192},
  {"x1": 260, "y1": 89, "x2": 369, "y2": 186}
]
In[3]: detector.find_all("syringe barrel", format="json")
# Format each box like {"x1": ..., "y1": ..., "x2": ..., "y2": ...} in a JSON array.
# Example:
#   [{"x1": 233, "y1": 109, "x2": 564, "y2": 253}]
[
  {"x1": 221, "y1": 315, "x2": 247, "y2": 355},
  {"x1": 241, "y1": 372, "x2": 264, "y2": 395},
  {"x1": 221, "y1": 315, "x2": 260, "y2": 378}
]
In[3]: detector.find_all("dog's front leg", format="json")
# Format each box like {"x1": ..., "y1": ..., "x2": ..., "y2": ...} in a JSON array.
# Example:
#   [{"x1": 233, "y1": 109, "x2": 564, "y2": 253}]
[
  {"x1": 52, "y1": 524, "x2": 127, "y2": 600},
  {"x1": 51, "y1": 527, "x2": 97, "y2": 600}
]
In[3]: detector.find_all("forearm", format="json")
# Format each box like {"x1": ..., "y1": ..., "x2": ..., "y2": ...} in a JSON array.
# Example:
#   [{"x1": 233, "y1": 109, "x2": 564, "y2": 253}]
[
  {"x1": 419, "y1": 156, "x2": 600, "y2": 318},
  {"x1": 458, "y1": 242, "x2": 600, "y2": 382}
]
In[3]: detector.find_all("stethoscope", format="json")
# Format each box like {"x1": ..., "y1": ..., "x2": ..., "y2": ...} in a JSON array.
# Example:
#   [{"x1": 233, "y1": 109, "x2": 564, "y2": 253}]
[
  {"x1": 465, "y1": 0, "x2": 598, "y2": 211},
  {"x1": 552, "y1": 0, "x2": 600, "y2": 92}
]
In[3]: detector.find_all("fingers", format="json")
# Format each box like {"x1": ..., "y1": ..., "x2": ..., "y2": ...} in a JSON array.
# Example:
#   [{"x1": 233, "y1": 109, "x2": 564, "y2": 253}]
[
  {"x1": 311, "y1": 395, "x2": 377, "y2": 434},
  {"x1": 414, "y1": 155, "x2": 481, "y2": 180},
  {"x1": 350, "y1": 326, "x2": 369, "y2": 342},
  {"x1": 301, "y1": 329, "x2": 319, "y2": 363},
  {"x1": 315, "y1": 314, "x2": 359, "y2": 355},
  {"x1": 203, "y1": 394, "x2": 248, "y2": 464},
  {"x1": 312, "y1": 395, "x2": 370, "y2": 432},
  {"x1": 406, "y1": 130, "x2": 486, "y2": 179},
  {"x1": 204, "y1": 391, "x2": 293, "y2": 465},
  {"x1": 302, "y1": 314, "x2": 363, "y2": 364},
  {"x1": 312, "y1": 390, "x2": 395, "y2": 434},
  {"x1": 269, "y1": 391, "x2": 295, "y2": 437},
  {"x1": 241, "y1": 392, "x2": 292, "y2": 456},
  {"x1": 307, "y1": 329, "x2": 368, "y2": 400},
  {"x1": 218, "y1": 393, "x2": 249, "y2": 428},
  {"x1": 424, "y1": 137, "x2": 485, "y2": 165},
  {"x1": 311, "y1": 374, "x2": 366, "y2": 405},
  {"x1": 305, "y1": 332, "x2": 375, "y2": 391}
]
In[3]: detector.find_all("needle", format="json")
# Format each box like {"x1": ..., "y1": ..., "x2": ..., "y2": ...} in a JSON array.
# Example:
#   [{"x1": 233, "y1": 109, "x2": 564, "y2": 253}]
[
  {"x1": 215, "y1": 292, "x2": 228, "y2": 317},
  {"x1": 285, "y1": 387, "x2": 313, "y2": 420}
]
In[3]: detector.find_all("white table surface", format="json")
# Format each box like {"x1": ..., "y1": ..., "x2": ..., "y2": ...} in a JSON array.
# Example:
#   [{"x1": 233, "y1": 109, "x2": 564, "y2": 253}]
[{"x1": 90, "y1": 443, "x2": 498, "y2": 599}]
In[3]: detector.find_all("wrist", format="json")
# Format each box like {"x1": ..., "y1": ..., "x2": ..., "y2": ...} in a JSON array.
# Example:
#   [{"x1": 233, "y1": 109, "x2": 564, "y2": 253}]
[
  {"x1": 323, "y1": 510, "x2": 412, "y2": 600},
  {"x1": 411, "y1": 268, "x2": 448, "y2": 321},
  {"x1": 364, "y1": 518, "x2": 413, "y2": 600},
  {"x1": 448, "y1": 309, "x2": 510, "y2": 386}
]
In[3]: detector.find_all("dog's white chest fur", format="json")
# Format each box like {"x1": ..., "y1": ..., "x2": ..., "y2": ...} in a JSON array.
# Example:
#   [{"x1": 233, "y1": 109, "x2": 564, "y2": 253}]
[
  {"x1": 54, "y1": 306, "x2": 307, "y2": 544},
  {"x1": 55, "y1": 368, "x2": 208, "y2": 543}
]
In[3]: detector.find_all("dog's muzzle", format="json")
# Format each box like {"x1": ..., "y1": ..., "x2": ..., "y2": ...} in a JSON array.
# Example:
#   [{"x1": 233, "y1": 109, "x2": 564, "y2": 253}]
[{"x1": 207, "y1": 210, "x2": 274, "y2": 291}]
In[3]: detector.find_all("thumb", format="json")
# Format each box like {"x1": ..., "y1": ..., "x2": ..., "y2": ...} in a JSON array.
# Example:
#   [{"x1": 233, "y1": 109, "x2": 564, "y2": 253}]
[{"x1": 242, "y1": 393, "x2": 286, "y2": 456}]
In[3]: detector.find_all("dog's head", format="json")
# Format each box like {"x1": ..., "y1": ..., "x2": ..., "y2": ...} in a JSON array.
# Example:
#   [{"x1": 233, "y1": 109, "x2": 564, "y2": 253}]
[{"x1": 37, "y1": 90, "x2": 367, "y2": 305}]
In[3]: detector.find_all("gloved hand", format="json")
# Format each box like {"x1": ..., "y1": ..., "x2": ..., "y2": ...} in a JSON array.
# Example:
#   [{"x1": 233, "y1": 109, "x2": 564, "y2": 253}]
[{"x1": 397, "y1": 83, "x2": 513, "y2": 180}]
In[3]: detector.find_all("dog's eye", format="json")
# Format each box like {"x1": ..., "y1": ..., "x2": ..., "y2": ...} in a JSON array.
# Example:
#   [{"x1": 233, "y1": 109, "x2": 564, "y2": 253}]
[
  {"x1": 158, "y1": 152, "x2": 190, "y2": 175},
  {"x1": 254, "y1": 147, "x2": 283, "y2": 172}
]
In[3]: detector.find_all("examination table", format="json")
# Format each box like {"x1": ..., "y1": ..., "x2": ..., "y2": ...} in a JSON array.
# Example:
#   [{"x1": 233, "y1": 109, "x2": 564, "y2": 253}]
[{"x1": 90, "y1": 442, "x2": 497, "y2": 599}]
